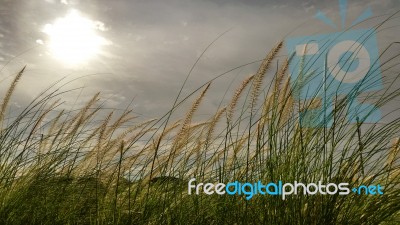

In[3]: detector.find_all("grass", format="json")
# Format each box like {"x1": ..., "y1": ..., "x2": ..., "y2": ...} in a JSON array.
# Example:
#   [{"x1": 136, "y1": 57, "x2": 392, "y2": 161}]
[{"x1": 0, "y1": 29, "x2": 399, "y2": 224}]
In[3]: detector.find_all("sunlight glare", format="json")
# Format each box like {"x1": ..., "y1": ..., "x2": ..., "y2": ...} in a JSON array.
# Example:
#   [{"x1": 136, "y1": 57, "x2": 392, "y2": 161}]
[{"x1": 43, "y1": 10, "x2": 109, "y2": 65}]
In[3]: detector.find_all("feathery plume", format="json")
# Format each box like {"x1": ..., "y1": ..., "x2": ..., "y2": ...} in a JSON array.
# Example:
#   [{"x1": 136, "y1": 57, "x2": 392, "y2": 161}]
[
  {"x1": 0, "y1": 66, "x2": 25, "y2": 125},
  {"x1": 250, "y1": 41, "x2": 283, "y2": 109},
  {"x1": 227, "y1": 75, "x2": 254, "y2": 121}
]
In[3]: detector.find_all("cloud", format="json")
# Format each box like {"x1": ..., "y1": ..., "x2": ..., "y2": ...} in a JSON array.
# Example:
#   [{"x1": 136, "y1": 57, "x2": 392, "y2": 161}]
[{"x1": 0, "y1": 0, "x2": 399, "y2": 120}]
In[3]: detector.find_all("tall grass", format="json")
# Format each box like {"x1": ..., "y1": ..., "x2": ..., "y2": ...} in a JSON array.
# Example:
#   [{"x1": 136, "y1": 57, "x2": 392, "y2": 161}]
[{"x1": 0, "y1": 33, "x2": 399, "y2": 225}]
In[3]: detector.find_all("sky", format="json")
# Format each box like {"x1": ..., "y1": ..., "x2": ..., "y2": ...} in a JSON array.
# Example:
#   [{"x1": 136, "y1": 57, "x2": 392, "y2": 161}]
[{"x1": 0, "y1": 0, "x2": 399, "y2": 121}]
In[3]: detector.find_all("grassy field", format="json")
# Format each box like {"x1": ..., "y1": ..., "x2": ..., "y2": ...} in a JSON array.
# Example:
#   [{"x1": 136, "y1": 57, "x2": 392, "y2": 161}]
[{"x1": 0, "y1": 39, "x2": 399, "y2": 225}]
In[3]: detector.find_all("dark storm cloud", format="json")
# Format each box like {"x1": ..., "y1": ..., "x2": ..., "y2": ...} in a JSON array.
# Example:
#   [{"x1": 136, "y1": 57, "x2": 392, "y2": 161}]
[{"x1": 0, "y1": 0, "x2": 399, "y2": 120}]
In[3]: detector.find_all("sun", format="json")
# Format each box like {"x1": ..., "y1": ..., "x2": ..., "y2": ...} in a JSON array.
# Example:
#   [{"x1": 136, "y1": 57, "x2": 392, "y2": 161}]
[{"x1": 43, "y1": 10, "x2": 109, "y2": 65}]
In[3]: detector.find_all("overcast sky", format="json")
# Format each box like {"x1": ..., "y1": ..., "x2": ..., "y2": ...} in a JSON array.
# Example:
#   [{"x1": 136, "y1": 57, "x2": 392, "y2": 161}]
[{"x1": 0, "y1": 0, "x2": 399, "y2": 121}]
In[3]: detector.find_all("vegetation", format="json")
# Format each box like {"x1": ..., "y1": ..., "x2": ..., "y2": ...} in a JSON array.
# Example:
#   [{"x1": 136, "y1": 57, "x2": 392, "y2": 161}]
[{"x1": 0, "y1": 32, "x2": 399, "y2": 224}]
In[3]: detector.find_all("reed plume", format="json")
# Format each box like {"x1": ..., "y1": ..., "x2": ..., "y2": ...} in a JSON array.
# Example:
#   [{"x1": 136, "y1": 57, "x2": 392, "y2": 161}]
[
  {"x1": 172, "y1": 82, "x2": 211, "y2": 148},
  {"x1": 249, "y1": 41, "x2": 283, "y2": 109},
  {"x1": 0, "y1": 66, "x2": 25, "y2": 125},
  {"x1": 227, "y1": 75, "x2": 254, "y2": 121}
]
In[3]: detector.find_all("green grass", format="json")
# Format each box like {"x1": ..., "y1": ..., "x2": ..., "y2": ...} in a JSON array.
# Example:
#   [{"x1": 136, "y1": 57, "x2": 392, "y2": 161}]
[{"x1": 0, "y1": 34, "x2": 399, "y2": 224}]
